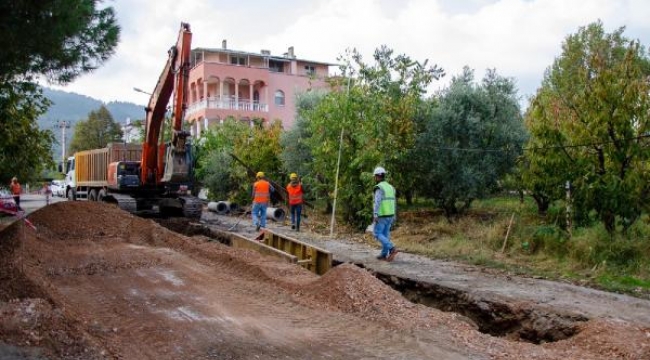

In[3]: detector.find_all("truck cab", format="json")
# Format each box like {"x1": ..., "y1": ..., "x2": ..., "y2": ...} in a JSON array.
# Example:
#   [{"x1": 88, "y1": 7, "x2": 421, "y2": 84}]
[{"x1": 64, "y1": 156, "x2": 76, "y2": 200}]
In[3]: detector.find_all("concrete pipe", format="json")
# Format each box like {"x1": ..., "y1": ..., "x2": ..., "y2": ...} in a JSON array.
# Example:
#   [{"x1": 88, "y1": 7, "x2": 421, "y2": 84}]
[
  {"x1": 207, "y1": 201, "x2": 219, "y2": 213},
  {"x1": 266, "y1": 207, "x2": 286, "y2": 222},
  {"x1": 227, "y1": 202, "x2": 239, "y2": 213},
  {"x1": 207, "y1": 201, "x2": 230, "y2": 214}
]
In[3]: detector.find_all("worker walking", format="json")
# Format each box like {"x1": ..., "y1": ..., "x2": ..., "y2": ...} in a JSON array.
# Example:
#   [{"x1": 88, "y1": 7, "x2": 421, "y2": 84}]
[
  {"x1": 372, "y1": 167, "x2": 398, "y2": 261},
  {"x1": 252, "y1": 172, "x2": 274, "y2": 232},
  {"x1": 286, "y1": 173, "x2": 304, "y2": 231},
  {"x1": 10, "y1": 177, "x2": 22, "y2": 211},
  {"x1": 43, "y1": 182, "x2": 52, "y2": 205}
]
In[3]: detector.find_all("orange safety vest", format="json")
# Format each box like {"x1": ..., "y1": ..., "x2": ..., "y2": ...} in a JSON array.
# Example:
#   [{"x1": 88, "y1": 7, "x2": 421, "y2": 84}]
[
  {"x1": 10, "y1": 182, "x2": 21, "y2": 195},
  {"x1": 253, "y1": 180, "x2": 271, "y2": 204},
  {"x1": 286, "y1": 183, "x2": 303, "y2": 205}
]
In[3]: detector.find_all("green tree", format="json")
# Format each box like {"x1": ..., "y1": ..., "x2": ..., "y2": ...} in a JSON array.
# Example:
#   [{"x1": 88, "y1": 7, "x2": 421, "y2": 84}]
[
  {"x1": 413, "y1": 67, "x2": 527, "y2": 219},
  {"x1": 0, "y1": 0, "x2": 120, "y2": 84},
  {"x1": 69, "y1": 105, "x2": 123, "y2": 152},
  {"x1": 195, "y1": 118, "x2": 249, "y2": 201},
  {"x1": 195, "y1": 118, "x2": 284, "y2": 206},
  {"x1": 0, "y1": 1, "x2": 119, "y2": 182},
  {"x1": 304, "y1": 46, "x2": 443, "y2": 227},
  {"x1": 522, "y1": 21, "x2": 650, "y2": 233},
  {"x1": 233, "y1": 120, "x2": 284, "y2": 205},
  {"x1": 0, "y1": 82, "x2": 55, "y2": 185},
  {"x1": 280, "y1": 90, "x2": 326, "y2": 200}
]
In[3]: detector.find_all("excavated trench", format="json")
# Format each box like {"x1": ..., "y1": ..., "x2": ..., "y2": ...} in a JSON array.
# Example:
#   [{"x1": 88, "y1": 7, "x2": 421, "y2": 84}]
[
  {"x1": 370, "y1": 270, "x2": 587, "y2": 344},
  {"x1": 156, "y1": 219, "x2": 587, "y2": 345}
]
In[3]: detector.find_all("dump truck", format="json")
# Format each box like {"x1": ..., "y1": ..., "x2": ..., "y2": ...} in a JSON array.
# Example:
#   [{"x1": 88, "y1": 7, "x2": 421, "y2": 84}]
[
  {"x1": 63, "y1": 23, "x2": 202, "y2": 219},
  {"x1": 64, "y1": 142, "x2": 142, "y2": 201}
]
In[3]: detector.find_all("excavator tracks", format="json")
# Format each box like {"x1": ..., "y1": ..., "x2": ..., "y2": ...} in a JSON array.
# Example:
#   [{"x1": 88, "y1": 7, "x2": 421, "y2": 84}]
[
  {"x1": 110, "y1": 194, "x2": 138, "y2": 214},
  {"x1": 180, "y1": 196, "x2": 203, "y2": 219}
]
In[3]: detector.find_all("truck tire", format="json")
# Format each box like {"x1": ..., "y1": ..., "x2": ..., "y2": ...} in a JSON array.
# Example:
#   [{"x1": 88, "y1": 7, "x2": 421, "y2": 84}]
[
  {"x1": 98, "y1": 189, "x2": 107, "y2": 202},
  {"x1": 67, "y1": 189, "x2": 76, "y2": 201},
  {"x1": 89, "y1": 189, "x2": 98, "y2": 201}
]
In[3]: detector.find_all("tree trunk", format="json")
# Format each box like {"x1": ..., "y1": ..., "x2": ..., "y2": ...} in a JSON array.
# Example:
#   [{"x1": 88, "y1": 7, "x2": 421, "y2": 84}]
[
  {"x1": 405, "y1": 189, "x2": 413, "y2": 206},
  {"x1": 532, "y1": 194, "x2": 550, "y2": 216}
]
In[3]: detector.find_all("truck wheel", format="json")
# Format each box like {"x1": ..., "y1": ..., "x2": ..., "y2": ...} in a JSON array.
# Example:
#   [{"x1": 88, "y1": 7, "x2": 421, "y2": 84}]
[
  {"x1": 98, "y1": 189, "x2": 107, "y2": 202},
  {"x1": 89, "y1": 189, "x2": 98, "y2": 201},
  {"x1": 67, "y1": 189, "x2": 76, "y2": 201}
]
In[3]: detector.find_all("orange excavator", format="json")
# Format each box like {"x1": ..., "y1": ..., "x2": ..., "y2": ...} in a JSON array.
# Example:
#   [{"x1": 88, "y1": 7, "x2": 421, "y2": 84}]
[
  {"x1": 135, "y1": 21, "x2": 202, "y2": 217},
  {"x1": 64, "y1": 22, "x2": 202, "y2": 218}
]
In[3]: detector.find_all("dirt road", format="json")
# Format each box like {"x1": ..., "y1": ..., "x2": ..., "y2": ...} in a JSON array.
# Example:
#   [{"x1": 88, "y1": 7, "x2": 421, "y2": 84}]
[{"x1": 1, "y1": 202, "x2": 649, "y2": 359}]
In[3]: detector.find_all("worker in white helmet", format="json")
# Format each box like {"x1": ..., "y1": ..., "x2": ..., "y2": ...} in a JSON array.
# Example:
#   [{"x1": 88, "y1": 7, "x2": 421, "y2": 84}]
[{"x1": 372, "y1": 166, "x2": 398, "y2": 262}]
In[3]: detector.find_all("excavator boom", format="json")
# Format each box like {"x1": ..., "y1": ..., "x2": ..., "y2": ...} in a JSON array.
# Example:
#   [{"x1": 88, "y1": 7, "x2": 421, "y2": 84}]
[{"x1": 141, "y1": 22, "x2": 192, "y2": 185}]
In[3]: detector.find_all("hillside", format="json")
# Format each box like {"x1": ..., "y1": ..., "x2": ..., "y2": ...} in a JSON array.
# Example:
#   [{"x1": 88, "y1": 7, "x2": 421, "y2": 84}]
[{"x1": 38, "y1": 87, "x2": 145, "y2": 161}]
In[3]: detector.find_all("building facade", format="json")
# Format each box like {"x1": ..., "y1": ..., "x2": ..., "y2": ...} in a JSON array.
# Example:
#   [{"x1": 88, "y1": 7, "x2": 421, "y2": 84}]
[{"x1": 185, "y1": 41, "x2": 333, "y2": 137}]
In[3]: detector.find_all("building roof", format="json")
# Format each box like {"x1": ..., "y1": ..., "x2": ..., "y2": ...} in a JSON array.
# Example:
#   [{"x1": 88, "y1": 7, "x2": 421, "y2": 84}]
[{"x1": 192, "y1": 47, "x2": 338, "y2": 67}]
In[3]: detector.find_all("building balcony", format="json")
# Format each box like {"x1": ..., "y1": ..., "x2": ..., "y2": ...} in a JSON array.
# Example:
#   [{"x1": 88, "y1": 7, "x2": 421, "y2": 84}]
[{"x1": 186, "y1": 96, "x2": 269, "y2": 117}]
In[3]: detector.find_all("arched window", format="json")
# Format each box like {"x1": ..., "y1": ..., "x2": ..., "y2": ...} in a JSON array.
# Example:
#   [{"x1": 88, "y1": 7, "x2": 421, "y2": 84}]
[{"x1": 274, "y1": 90, "x2": 285, "y2": 106}]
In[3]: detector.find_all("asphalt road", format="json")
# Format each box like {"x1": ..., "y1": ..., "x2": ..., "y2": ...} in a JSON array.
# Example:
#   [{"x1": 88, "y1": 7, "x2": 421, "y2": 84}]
[{"x1": 0, "y1": 193, "x2": 66, "y2": 228}]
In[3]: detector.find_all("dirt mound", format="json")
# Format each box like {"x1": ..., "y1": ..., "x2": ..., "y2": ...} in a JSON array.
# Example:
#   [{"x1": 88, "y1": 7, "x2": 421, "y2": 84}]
[
  {"x1": 0, "y1": 299, "x2": 103, "y2": 359},
  {"x1": 297, "y1": 264, "x2": 437, "y2": 326},
  {"x1": 1, "y1": 201, "x2": 649, "y2": 359},
  {"x1": 547, "y1": 319, "x2": 650, "y2": 359}
]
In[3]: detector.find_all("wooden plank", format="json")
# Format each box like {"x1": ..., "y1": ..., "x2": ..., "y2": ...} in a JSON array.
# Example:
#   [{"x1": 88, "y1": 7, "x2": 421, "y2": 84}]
[
  {"x1": 210, "y1": 229, "x2": 298, "y2": 265},
  {"x1": 259, "y1": 230, "x2": 332, "y2": 275}
]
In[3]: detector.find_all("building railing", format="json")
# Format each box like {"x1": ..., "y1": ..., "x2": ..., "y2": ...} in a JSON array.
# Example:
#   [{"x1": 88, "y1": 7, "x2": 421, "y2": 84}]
[{"x1": 186, "y1": 96, "x2": 269, "y2": 116}]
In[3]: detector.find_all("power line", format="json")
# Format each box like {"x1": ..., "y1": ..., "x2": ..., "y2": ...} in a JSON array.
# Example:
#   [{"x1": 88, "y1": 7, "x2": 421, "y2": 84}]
[{"x1": 425, "y1": 133, "x2": 650, "y2": 153}]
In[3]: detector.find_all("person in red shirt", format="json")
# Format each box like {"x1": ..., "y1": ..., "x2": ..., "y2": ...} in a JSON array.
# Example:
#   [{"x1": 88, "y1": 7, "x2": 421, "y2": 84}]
[
  {"x1": 10, "y1": 177, "x2": 22, "y2": 211},
  {"x1": 286, "y1": 173, "x2": 304, "y2": 231}
]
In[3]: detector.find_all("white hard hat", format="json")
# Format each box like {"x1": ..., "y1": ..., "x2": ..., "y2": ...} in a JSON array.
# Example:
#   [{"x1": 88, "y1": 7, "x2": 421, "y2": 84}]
[{"x1": 373, "y1": 166, "x2": 387, "y2": 176}]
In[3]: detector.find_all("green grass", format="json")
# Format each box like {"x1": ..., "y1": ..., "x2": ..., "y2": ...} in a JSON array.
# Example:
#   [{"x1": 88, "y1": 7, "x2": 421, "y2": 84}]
[{"x1": 390, "y1": 194, "x2": 650, "y2": 299}]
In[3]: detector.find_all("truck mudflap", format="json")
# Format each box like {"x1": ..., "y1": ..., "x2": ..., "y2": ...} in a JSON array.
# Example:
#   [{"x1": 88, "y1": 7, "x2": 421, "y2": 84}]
[{"x1": 180, "y1": 196, "x2": 203, "y2": 219}]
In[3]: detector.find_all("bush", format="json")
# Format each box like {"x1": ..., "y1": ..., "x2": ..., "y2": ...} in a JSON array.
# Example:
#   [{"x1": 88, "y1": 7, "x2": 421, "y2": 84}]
[{"x1": 530, "y1": 224, "x2": 567, "y2": 255}]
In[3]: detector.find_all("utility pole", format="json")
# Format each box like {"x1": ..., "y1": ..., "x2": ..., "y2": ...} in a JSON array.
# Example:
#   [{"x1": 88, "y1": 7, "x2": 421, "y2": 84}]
[
  {"x1": 565, "y1": 180, "x2": 572, "y2": 238},
  {"x1": 329, "y1": 76, "x2": 352, "y2": 237},
  {"x1": 55, "y1": 120, "x2": 71, "y2": 164}
]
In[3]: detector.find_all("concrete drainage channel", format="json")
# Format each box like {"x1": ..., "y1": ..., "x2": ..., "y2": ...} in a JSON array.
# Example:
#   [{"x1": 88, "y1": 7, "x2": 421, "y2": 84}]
[{"x1": 155, "y1": 219, "x2": 588, "y2": 345}]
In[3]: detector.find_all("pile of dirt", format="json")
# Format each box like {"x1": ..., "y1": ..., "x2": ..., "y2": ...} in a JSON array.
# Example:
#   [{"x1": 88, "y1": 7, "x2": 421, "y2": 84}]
[
  {"x1": 0, "y1": 201, "x2": 648, "y2": 359},
  {"x1": 0, "y1": 299, "x2": 104, "y2": 359},
  {"x1": 289, "y1": 263, "x2": 650, "y2": 359}
]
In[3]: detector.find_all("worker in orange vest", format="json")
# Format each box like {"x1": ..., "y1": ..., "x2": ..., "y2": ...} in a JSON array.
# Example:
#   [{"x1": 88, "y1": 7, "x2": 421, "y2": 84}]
[
  {"x1": 10, "y1": 177, "x2": 22, "y2": 211},
  {"x1": 286, "y1": 173, "x2": 304, "y2": 231},
  {"x1": 252, "y1": 172, "x2": 274, "y2": 232}
]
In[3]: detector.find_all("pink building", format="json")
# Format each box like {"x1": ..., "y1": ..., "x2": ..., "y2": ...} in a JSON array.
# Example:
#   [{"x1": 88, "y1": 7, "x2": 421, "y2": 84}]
[{"x1": 186, "y1": 41, "x2": 334, "y2": 136}]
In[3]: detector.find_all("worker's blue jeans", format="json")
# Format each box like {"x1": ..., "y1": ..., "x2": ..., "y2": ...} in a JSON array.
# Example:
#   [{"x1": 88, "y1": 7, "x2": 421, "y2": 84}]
[
  {"x1": 252, "y1": 202, "x2": 268, "y2": 229},
  {"x1": 373, "y1": 216, "x2": 395, "y2": 257},
  {"x1": 290, "y1": 204, "x2": 302, "y2": 229}
]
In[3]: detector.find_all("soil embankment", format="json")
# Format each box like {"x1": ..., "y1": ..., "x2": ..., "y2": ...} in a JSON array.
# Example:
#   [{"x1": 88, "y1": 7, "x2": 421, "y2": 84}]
[{"x1": 0, "y1": 202, "x2": 648, "y2": 359}]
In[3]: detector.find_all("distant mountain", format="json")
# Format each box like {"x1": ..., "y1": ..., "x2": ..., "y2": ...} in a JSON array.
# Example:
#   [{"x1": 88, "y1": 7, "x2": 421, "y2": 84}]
[
  {"x1": 38, "y1": 87, "x2": 145, "y2": 161},
  {"x1": 38, "y1": 87, "x2": 145, "y2": 127}
]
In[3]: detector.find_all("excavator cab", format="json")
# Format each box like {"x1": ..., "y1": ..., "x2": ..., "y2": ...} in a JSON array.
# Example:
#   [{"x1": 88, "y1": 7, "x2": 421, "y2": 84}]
[{"x1": 108, "y1": 161, "x2": 140, "y2": 190}]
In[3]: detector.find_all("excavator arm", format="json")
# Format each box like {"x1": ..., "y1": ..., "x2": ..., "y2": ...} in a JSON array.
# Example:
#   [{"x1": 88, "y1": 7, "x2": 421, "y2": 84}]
[{"x1": 141, "y1": 22, "x2": 192, "y2": 186}]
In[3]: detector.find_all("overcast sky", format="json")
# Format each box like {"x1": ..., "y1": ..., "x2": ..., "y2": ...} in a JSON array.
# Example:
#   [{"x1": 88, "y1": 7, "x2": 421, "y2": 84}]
[{"x1": 50, "y1": 0, "x2": 650, "y2": 109}]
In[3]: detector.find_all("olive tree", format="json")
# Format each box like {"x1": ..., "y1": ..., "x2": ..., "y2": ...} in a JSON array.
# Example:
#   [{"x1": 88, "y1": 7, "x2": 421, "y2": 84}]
[{"x1": 413, "y1": 67, "x2": 527, "y2": 219}]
